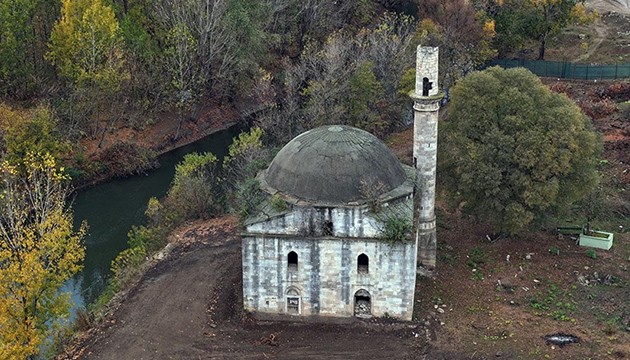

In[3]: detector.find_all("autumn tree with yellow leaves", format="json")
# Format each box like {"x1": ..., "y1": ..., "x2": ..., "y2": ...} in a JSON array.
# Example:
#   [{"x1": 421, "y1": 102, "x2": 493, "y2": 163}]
[
  {"x1": 0, "y1": 153, "x2": 86, "y2": 359},
  {"x1": 47, "y1": 0, "x2": 128, "y2": 142}
]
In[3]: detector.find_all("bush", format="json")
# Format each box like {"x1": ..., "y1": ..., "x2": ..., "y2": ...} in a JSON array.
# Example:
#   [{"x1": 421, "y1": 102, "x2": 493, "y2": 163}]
[
  {"x1": 164, "y1": 152, "x2": 220, "y2": 221},
  {"x1": 580, "y1": 98, "x2": 617, "y2": 119},
  {"x1": 98, "y1": 141, "x2": 157, "y2": 177},
  {"x1": 270, "y1": 194, "x2": 287, "y2": 212},
  {"x1": 603, "y1": 81, "x2": 630, "y2": 101},
  {"x1": 234, "y1": 177, "x2": 264, "y2": 217},
  {"x1": 381, "y1": 216, "x2": 412, "y2": 244}
]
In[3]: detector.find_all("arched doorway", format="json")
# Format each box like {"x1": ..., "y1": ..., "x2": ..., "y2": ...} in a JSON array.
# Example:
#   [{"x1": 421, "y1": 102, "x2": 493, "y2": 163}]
[{"x1": 354, "y1": 289, "x2": 371, "y2": 318}]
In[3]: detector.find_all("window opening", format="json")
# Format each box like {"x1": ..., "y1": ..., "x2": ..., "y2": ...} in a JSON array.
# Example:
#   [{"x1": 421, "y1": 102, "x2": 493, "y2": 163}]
[
  {"x1": 354, "y1": 289, "x2": 372, "y2": 318},
  {"x1": 288, "y1": 251, "x2": 298, "y2": 271},
  {"x1": 323, "y1": 221, "x2": 333, "y2": 236},
  {"x1": 357, "y1": 253, "x2": 369, "y2": 274},
  {"x1": 422, "y1": 77, "x2": 433, "y2": 96},
  {"x1": 287, "y1": 297, "x2": 299, "y2": 314},
  {"x1": 286, "y1": 288, "x2": 300, "y2": 314}
]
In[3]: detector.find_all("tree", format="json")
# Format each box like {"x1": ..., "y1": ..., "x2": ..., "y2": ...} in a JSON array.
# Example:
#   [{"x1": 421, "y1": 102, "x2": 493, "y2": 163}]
[
  {"x1": 524, "y1": 0, "x2": 595, "y2": 60},
  {"x1": 439, "y1": 66, "x2": 601, "y2": 234},
  {"x1": 0, "y1": 103, "x2": 71, "y2": 169},
  {"x1": 163, "y1": 23, "x2": 198, "y2": 139},
  {"x1": 260, "y1": 12, "x2": 415, "y2": 143},
  {"x1": 0, "y1": 0, "x2": 59, "y2": 99},
  {"x1": 0, "y1": 152, "x2": 86, "y2": 358},
  {"x1": 417, "y1": 0, "x2": 497, "y2": 88},
  {"x1": 152, "y1": 0, "x2": 271, "y2": 97},
  {"x1": 477, "y1": 0, "x2": 595, "y2": 59},
  {"x1": 165, "y1": 152, "x2": 220, "y2": 220},
  {"x1": 48, "y1": 0, "x2": 128, "y2": 140}
]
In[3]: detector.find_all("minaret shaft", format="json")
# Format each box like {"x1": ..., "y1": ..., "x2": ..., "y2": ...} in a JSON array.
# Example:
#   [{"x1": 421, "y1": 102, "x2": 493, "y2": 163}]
[{"x1": 411, "y1": 47, "x2": 442, "y2": 270}]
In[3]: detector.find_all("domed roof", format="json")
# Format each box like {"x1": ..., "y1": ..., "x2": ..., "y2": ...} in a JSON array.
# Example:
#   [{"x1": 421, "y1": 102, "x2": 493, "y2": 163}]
[{"x1": 261, "y1": 125, "x2": 407, "y2": 204}]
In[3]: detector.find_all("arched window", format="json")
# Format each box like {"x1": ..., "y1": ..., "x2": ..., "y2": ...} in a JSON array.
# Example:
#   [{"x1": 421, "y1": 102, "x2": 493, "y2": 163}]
[
  {"x1": 358, "y1": 253, "x2": 369, "y2": 274},
  {"x1": 288, "y1": 251, "x2": 298, "y2": 271}
]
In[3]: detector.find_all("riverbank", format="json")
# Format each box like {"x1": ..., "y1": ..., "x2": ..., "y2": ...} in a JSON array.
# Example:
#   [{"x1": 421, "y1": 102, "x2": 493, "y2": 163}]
[{"x1": 73, "y1": 101, "x2": 241, "y2": 191}]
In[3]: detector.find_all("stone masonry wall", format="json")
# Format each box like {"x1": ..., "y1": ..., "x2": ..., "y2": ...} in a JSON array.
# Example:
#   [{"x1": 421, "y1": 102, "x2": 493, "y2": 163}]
[
  {"x1": 246, "y1": 206, "x2": 388, "y2": 238},
  {"x1": 242, "y1": 236, "x2": 417, "y2": 320}
]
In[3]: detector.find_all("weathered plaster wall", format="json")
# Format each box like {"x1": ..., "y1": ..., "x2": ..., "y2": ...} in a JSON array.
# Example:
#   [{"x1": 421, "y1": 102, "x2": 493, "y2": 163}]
[
  {"x1": 242, "y1": 236, "x2": 417, "y2": 320},
  {"x1": 246, "y1": 202, "x2": 411, "y2": 239}
]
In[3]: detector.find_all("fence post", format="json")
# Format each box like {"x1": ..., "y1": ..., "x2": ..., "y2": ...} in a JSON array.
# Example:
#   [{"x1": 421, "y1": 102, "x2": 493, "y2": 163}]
[{"x1": 586, "y1": 65, "x2": 589, "y2": 80}]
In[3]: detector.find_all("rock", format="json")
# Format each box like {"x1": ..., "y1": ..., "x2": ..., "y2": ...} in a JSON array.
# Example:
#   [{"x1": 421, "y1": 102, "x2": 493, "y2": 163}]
[
  {"x1": 578, "y1": 275, "x2": 589, "y2": 286},
  {"x1": 544, "y1": 333, "x2": 580, "y2": 347}
]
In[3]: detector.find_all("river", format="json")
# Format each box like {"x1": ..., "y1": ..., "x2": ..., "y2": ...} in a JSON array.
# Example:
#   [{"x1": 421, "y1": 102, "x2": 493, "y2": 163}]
[{"x1": 62, "y1": 126, "x2": 241, "y2": 311}]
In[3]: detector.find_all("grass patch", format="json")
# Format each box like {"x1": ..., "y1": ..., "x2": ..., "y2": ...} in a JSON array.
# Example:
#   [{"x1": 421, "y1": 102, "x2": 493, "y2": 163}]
[{"x1": 528, "y1": 282, "x2": 578, "y2": 322}]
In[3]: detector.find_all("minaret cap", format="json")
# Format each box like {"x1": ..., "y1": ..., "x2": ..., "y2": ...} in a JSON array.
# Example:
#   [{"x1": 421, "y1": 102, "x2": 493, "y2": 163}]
[{"x1": 415, "y1": 46, "x2": 439, "y2": 98}]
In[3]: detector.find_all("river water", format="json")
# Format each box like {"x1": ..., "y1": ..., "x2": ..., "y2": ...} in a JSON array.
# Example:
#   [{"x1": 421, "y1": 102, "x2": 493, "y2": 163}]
[{"x1": 62, "y1": 126, "x2": 241, "y2": 310}]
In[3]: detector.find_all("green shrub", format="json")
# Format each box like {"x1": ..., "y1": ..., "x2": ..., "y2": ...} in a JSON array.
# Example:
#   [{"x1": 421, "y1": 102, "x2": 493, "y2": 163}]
[
  {"x1": 165, "y1": 152, "x2": 220, "y2": 220},
  {"x1": 467, "y1": 247, "x2": 487, "y2": 268},
  {"x1": 270, "y1": 194, "x2": 287, "y2": 212},
  {"x1": 97, "y1": 141, "x2": 157, "y2": 178},
  {"x1": 234, "y1": 177, "x2": 264, "y2": 217},
  {"x1": 381, "y1": 216, "x2": 412, "y2": 244}
]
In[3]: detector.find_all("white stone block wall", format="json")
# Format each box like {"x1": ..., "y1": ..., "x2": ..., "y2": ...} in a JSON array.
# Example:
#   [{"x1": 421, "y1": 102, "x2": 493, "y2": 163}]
[{"x1": 242, "y1": 236, "x2": 417, "y2": 320}]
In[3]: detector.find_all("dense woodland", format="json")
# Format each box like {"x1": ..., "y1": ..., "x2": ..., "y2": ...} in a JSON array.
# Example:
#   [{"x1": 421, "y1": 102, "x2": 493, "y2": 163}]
[
  {"x1": 0, "y1": 0, "x2": 608, "y2": 358},
  {"x1": 0, "y1": 0, "x2": 595, "y2": 171}
]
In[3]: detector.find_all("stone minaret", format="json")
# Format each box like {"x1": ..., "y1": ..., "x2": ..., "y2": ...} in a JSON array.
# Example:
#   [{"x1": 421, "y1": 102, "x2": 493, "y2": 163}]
[{"x1": 410, "y1": 46, "x2": 442, "y2": 270}]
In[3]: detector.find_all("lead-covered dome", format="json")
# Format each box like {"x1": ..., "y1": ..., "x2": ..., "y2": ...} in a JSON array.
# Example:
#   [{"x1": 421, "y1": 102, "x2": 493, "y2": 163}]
[{"x1": 261, "y1": 125, "x2": 407, "y2": 204}]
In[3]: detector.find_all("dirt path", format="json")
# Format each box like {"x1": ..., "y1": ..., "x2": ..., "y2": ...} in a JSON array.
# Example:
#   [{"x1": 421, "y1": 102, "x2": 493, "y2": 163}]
[
  {"x1": 586, "y1": 0, "x2": 630, "y2": 13},
  {"x1": 576, "y1": 20, "x2": 608, "y2": 62}
]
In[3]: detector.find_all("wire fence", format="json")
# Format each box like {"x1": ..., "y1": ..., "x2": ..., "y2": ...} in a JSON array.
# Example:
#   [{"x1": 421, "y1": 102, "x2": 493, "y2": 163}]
[{"x1": 487, "y1": 59, "x2": 630, "y2": 80}]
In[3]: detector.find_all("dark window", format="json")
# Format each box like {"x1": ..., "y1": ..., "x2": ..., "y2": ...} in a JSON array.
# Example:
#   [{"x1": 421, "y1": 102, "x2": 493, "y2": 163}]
[
  {"x1": 288, "y1": 251, "x2": 298, "y2": 271},
  {"x1": 358, "y1": 253, "x2": 369, "y2": 274},
  {"x1": 422, "y1": 77, "x2": 433, "y2": 96},
  {"x1": 324, "y1": 221, "x2": 333, "y2": 236}
]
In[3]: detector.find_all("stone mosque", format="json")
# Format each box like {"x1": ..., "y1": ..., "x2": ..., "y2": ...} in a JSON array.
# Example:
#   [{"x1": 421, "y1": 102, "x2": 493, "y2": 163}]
[{"x1": 241, "y1": 46, "x2": 443, "y2": 320}]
